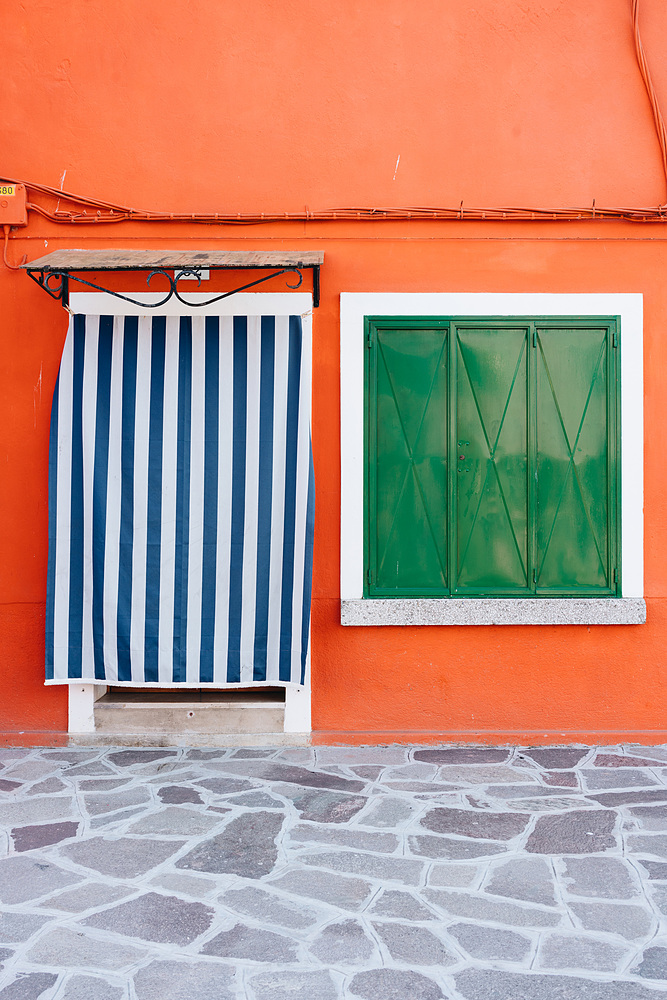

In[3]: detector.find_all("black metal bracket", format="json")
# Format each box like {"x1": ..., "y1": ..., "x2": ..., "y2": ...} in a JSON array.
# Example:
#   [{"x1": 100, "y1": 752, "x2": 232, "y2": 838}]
[{"x1": 26, "y1": 264, "x2": 321, "y2": 308}]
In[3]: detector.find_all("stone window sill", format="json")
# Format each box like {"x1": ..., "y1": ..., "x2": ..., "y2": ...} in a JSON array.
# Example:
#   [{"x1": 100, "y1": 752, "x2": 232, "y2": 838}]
[{"x1": 340, "y1": 598, "x2": 646, "y2": 626}]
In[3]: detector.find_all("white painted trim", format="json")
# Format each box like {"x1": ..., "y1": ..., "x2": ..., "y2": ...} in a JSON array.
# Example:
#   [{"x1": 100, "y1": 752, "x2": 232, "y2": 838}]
[
  {"x1": 69, "y1": 292, "x2": 313, "y2": 316},
  {"x1": 68, "y1": 684, "x2": 99, "y2": 732},
  {"x1": 340, "y1": 292, "x2": 643, "y2": 610},
  {"x1": 342, "y1": 598, "x2": 646, "y2": 626}
]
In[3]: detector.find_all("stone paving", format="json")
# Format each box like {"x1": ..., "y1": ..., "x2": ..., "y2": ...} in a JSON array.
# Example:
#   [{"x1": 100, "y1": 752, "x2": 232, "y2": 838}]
[{"x1": 2, "y1": 745, "x2": 667, "y2": 998}]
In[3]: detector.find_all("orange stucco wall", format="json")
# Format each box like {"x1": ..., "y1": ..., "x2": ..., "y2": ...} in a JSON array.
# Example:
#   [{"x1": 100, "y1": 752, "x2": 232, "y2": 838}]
[{"x1": 3, "y1": 1, "x2": 667, "y2": 740}]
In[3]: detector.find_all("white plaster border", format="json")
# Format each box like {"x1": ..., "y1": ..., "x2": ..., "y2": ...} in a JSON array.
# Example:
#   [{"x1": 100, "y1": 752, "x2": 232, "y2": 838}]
[
  {"x1": 66, "y1": 292, "x2": 313, "y2": 731},
  {"x1": 340, "y1": 292, "x2": 644, "y2": 624}
]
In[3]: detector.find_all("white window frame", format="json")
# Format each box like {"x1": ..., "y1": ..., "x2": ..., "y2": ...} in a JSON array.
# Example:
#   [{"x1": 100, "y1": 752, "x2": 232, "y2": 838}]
[{"x1": 340, "y1": 292, "x2": 645, "y2": 626}]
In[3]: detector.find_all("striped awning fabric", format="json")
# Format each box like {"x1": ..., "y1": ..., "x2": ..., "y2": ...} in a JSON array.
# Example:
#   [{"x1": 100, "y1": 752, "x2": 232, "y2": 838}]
[{"x1": 46, "y1": 312, "x2": 314, "y2": 687}]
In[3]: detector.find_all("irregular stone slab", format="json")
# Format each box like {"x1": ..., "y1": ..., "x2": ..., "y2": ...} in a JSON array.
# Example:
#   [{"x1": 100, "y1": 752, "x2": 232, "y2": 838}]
[
  {"x1": 634, "y1": 946, "x2": 667, "y2": 980},
  {"x1": 150, "y1": 872, "x2": 216, "y2": 896},
  {"x1": 309, "y1": 919, "x2": 374, "y2": 963},
  {"x1": 43, "y1": 882, "x2": 132, "y2": 912},
  {"x1": 27, "y1": 778, "x2": 68, "y2": 796},
  {"x1": 107, "y1": 750, "x2": 178, "y2": 766},
  {"x1": 581, "y1": 769, "x2": 657, "y2": 790},
  {"x1": 271, "y1": 869, "x2": 373, "y2": 910},
  {"x1": 41, "y1": 751, "x2": 98, "y2": 762},
  {"x1": 594, "y1": 754, "x2": 664, "y2": 768},
  {"x1": 374, "y1": 921, "x2": 456, "y2": 965},
  {"x1": 351, "y1": 766, "x2": 384, "y2": 780},
  {"x1": 543, "y1": 772, "x2": 578, "y2": 788},
  {"x1": 133, "y1": 960, "x2": 235, "y2": 1000},
  {"x1": 61, "y1": 836, "x2": 184, "y2": 878},
  {"x1": 60, "y1": 976, "x2": 124, "y2": 1000},
  {"x1": 385, "y1": 781, "x2": 462, "y2": 794},
  {"x1": 0, "y1": 913, "x2": 50, "y2": 942},
  {"x1": 570, "y1": 900, "x2": 652, "y2": 940},
  {"x1": 0, "y1": 857, "x2": 82, "y2": 904},
  {"x1": 639, "y1": 860, "x2": 667, "y2": 880},
  {"x1": 3, "y1": 761, "x2": 56, "y2": 781},
  {"x1": 421, "y1": 806, "x2": 528, "y2": 841},
  {"x1": 202, "y1": 922, "x2": 297, "y2": 961},
  {"x1": 185, "y1": 749, "x2": 228, "y2": 760},
  {"x1": 300, "y1": 850, "x2": 423, "y2": 885},
  {"x1": 290, "y1": 823, "x2": 397, "y2": 853},
  {"x1": 410, "y1": 834, "x2": 507, "y2": 860},
  {"x1": 222, "y1": 885, "x2": 318, "y2": 928},
  {"x1": 231, "y1": 748, "x2": 276, "y2": 758},
  {"x1": 195, "y1": 777, "x2": 256, "y2": 795},
  {"x1": 90, "y1": 806, "x2": 148, "y2": 829},
  {"x1": 424, "y1": 888, "x2": 561, "y2": 927},
  {"x1": 0, "y1": 797, "x2": 76, "y2": 827},
  {"x1": 11, "y1": 822, "x2": 79, "y2": 853},
  {"x1": 26, "y1": 926, "x2": 145, "y2": 969},
  {"x1": 213, "y1": 760, "x2": 366, "y2": 793},
  {"x1": 526, "y1": 810, "x2": 616, "y2": 854},
  {"x1": 64, "y1": 763, "x2": 116, "y2": 777},
  {"x1": 522, "y1": 749, "x2": 588, "y2": 769},
  {"x1": 455, "y1": 968, "x2": 661, "y2": 999},
  {"x1": 0, "y1": 973, "x2": 58, "y2": 999},
  {"x1": 77, "y1": 779, "x2": 130, "y2": 791},
  {"x1": 429, "y1": 864, "x2": 479, "y2": 887},
  {"x1": 485, "y1": 785, "x2": 582, "y2": 799},
  {"x1": 415, "y1": 748, "x2": 508, "y2": 765},
  {"x1": 176, "y1": 811, "x2": 282, "y2": 877},
  {"x1": 437, "y1": 765, "x2": 536, "y2": 785},
  {"x1": 83, "y1": 891, "x2": 214, "y2": 944},
  {"x1": 350, "y1": 968, "x2": 444, "y2": 1000},
  {"x1": 361, "y1": 797, "x2": 414, "y2": 827},
  {"x1": 157, "y1": 785, "x2": 203, "y2": 804},
  {"x1": 486, "y1": 857, "x2": 555, "y2": 906},
  {"x1": 250, "y1": 970, "x2": 337, "y2": 1000},
  {"x1": 317, "y1": 747, "x2": 407, "y2": 765},
  {"x1": 627, "y1": 834, "x2": 667, "y2": 858},
  {"x1": 0, "y1": 948, "x2": 13, "y2": 970},
  {"x1": 507, "y1": 797, "x2": 586, "y2": 813},
  {"x1": 449, "y1": 921, "x2": 531, "y2": 961},
  {"x1": 83, "y1": 787, "x2": 151, "y2": 816},
  {"x1": 561, "y1": 857, "x2": 638, "y2": 899},
  {"x1": 386, "y1": 763, "x2": 438, "y2": 781},
  {"x1": 127, "y1": 806, "x2": 220, "y2": 836},
  {"x1": 587, "y1": 789, "x2": 667, "y2": 807},
  {"x1": 646, "y1": 885, "x2": 667, "y2": 914},
  {"x1": 370, "y1": 889, "x2": 436, "y2": 920},
  {"x1": 0, "y1": 779, "x2": 21, "y2": 792},
  {"x1": 279, "y1": 787, "x2": 367, "y2": 824},
  {"x1": 629, "y1": 804, "x2": 667, "y2": 830},
  {"x1": 539, "y1": 933, "x2": 627, "y2": 972},
  {"x1": 225, "y1": 791, "x2": 281, "y2": 808}
]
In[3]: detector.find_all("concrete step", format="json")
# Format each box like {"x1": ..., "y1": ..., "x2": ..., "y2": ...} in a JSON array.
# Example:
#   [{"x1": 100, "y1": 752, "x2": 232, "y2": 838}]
[{"x1": 94, "y1": 689, "x2": 285, "y2": 735}]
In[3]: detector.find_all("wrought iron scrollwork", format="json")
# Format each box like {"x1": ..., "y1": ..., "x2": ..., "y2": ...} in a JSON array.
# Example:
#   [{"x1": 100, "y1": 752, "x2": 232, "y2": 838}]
[{"x1": 27, "y1": 266, "x2": 305, "y2": 308}]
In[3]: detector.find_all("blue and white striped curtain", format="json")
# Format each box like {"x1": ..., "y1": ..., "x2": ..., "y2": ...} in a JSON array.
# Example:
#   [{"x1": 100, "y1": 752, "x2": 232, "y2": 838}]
[{"x1": 45, "y1": 313, "x2": 314, "y2": 687}]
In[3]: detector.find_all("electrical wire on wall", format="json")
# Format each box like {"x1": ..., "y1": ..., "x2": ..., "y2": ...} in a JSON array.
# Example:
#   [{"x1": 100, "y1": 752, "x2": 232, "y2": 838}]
[{"x1": 2, "y1": 0, "x2": 667, "y2": 239}]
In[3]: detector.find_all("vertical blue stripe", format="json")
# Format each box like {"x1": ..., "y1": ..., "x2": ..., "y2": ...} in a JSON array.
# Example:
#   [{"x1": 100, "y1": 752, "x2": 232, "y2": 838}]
[
  {"x1": 172, "y1": 318, "x2": 192, "y2": 683},
  {"x1": 199, "y1": 318, "x2": 219, "y2": 684},
  {"x1": 45, "y1": 374, "x2": 60, "y2": 680},
  {"x1": 116, "y1": 318, "x2": 138, "y2": 682},
  {"x1": 67, "y1": 316, "x2": 86, "y2": 678},
  {"x1": 227, "y1": 317, "x2": 247, "y2": 683},
  {"x1": 278, "y1": 316, "x2": 302, "y2": 682},
  {"x1": 91, "y1": 317, "x2": 114, "y2": 681},
  {"x1": 253, "y1": 318, "x2": 275, "y2": 681},
  {"x1": 144, "y1": 318, "x2": 166, "y2": 683},
  {"x1": 300, "y1": 445, "x2": 316, "y2": 684}
]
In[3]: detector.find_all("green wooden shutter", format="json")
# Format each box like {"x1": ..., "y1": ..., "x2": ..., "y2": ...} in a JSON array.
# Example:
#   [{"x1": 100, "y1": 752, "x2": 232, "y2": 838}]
[
  {"x1": 535, "y1": 324, "x2": 617, "y2": 594},
  {"x1": 364, "y1": 316, "x2": 619, "y2": 599},
  {"x1": 453, "y1": 324, "x2": 530, "y2": 594},
  {"x1": 366, "y1": 321, "x2": 448, "y2": 596}
]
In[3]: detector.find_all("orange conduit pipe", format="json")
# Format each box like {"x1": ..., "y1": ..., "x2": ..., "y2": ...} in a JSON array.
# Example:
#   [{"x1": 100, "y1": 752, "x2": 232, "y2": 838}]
[{"x1": 2, "y1": 0, "x2": 667, "y2": 233}]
